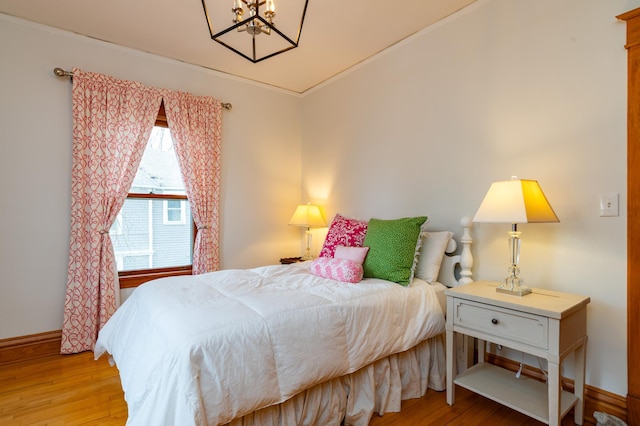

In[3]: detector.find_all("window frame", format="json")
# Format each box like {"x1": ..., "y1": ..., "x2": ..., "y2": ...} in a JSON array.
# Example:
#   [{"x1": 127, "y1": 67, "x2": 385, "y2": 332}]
[{"x1": 118, "y1": 102, "x2": 195, "y2": 289}]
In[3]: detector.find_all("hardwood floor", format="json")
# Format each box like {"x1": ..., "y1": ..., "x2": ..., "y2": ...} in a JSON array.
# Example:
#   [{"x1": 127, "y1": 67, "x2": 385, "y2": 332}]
[
  {"x1": 0, "y1": 352, "x2": 585, "y2": 425},
  {"x1": 0, "y1": 352, "x2": 126, "y2": 425}
]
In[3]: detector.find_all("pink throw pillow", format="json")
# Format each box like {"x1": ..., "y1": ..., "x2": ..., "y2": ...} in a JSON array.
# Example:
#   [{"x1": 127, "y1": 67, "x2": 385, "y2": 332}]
[
  {"x1": 334, "y1": 245, "x2": 369, "y2": 265},
  {"x1": 310, "y1": 257, "x2": 364, "y2": 283},
  {"x1": 319, "y1": 214, "x2": 368, "y2": 258}
]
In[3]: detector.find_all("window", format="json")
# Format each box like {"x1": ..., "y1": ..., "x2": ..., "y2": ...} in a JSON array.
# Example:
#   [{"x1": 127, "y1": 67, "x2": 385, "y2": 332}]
[
  {"x1": 163, "y1": 199, "x2": 186, "y2": 224},
  {"x1": 110, "y1": 103, "x2": 194, "y2": 288}
]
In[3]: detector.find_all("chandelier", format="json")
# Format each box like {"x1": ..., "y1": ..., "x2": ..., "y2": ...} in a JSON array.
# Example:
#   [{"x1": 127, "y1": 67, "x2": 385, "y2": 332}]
[{"x1": 201, "y1": 0, "x2": 310, "y2": 63}]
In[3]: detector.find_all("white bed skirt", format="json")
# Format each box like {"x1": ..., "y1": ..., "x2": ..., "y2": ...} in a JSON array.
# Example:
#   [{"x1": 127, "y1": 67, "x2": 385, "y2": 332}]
[{"x1": 226, "y1": 334, "x2": 446, "y2": 426}]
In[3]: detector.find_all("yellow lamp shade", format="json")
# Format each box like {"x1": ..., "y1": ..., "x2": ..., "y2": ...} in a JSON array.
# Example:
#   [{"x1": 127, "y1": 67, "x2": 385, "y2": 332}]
[
  {"x1": 473, "y1": 178, "x2": 559, "y2": 224},
  {"x1": 288, "y1": 203, "x2": 327, "y2": 228}
]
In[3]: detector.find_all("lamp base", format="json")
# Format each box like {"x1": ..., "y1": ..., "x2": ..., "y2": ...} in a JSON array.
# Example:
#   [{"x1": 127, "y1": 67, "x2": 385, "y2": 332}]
[
  {"x1": 496, "y1": 285, "x2": 532, "y2": 296},
  {"x1": 497, "y1": 276, "x2": 531, "y2": 296},
  {"x1": 301, "y1": 228, "x2": 313, "y2": 261}
]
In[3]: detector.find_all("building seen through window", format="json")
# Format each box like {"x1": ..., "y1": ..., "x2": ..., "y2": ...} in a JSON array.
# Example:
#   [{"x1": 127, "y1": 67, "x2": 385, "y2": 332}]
[{"x1": 110, "y1": 126, "x2": 193, "y2": 272}]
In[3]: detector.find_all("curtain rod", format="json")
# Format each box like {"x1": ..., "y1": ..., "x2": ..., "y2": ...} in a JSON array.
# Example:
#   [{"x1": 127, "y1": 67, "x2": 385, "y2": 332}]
[{"x1": 53, "y1": 67, "x2": 233, "y2": 111}]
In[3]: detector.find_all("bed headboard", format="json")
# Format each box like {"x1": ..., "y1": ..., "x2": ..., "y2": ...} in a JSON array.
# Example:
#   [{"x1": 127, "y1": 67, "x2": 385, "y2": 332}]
[{"x1": 437, "y1": 217, "x2": 473, "y2": 288}]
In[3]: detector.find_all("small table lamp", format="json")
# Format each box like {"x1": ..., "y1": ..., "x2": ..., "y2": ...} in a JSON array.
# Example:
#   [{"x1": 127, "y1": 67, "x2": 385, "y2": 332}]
[
  {"x1": 473, "y1": 177, "x2": 559, "y2": 296},
  {"x1": 289, "y1": 203, "x2": 327, "y2": 260}
]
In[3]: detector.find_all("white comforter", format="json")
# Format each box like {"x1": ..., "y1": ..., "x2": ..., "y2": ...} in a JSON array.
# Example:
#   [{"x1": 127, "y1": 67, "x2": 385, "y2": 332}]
[{"x1": 94, "y1": 262, "x2": 445, "y2": 426}]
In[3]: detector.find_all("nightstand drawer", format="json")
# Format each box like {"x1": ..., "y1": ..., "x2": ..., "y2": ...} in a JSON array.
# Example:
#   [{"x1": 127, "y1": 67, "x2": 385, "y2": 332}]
[{"x1": 453, "y1": 298, "x2": 549, "y2": 349}]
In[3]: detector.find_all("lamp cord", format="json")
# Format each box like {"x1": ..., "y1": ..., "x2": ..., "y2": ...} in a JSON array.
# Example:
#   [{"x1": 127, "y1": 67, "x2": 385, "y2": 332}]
[
  {"x1": 515, "y1": 352, "x2": 524, "y2": 379},
  {"x1": 537, "y1": 357, "x2": 549, "y2": 383}
]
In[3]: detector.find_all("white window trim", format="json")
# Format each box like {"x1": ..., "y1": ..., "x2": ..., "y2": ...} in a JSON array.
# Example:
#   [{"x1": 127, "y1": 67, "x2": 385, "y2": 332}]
[{"x1": 163, "y1": 199, "x2": 186, "y2": 225}]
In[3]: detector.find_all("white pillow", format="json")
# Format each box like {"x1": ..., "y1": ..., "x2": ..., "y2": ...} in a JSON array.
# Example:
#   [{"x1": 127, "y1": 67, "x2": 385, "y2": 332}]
[{"x1": 415, "y1": 231, "x2": 453, "y2": 283}]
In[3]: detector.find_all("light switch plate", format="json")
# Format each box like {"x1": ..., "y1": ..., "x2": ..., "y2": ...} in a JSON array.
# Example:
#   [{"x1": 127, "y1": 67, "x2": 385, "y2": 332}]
[{"x1": 599, "y1": 193, "x2": 619, "y2": 217}]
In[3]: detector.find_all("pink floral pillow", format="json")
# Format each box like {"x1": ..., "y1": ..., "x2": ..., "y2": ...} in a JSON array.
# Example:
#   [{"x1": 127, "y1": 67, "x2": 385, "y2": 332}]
[
  {"x1": 319, "y1": 214, "x2": 368, "y2": 258},
  {"x1": 310, "y1": 257, "x2": 364, "y2": 283}
]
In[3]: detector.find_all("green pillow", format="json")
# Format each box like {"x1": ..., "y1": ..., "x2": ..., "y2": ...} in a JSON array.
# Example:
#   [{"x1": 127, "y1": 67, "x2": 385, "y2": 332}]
[{"x1": 362, "y1": 216, "x2": 428, "y2": 286}]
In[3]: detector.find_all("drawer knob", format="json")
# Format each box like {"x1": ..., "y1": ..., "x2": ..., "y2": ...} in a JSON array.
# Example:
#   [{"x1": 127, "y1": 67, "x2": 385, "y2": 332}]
[{"x1": 491, "y1": 318, "x2": 499, "y2": 325}]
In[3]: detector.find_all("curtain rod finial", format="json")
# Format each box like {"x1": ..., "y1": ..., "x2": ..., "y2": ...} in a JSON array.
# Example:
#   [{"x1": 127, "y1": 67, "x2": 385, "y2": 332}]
[{"x1": 53, "y1": 67, "x2": 72, "y2": 78}]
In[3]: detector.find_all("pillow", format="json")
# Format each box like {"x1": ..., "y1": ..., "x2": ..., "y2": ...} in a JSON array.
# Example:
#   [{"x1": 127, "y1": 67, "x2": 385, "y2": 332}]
[
  {"x1": 334, "y1": 245, "x2": 369, "y2": 265},
  {"x1": 319, "y1": 214, "x2": 368, "y2": 258},
  {"x1": 310, "y1": 257, "x2": 364, "y2": 283},
  {"x1": 362, "y1": 216, "x2": 428, "y2": 286},
  {"x1": 415, "y1": 231, "x2": 454, "y2": 282}
]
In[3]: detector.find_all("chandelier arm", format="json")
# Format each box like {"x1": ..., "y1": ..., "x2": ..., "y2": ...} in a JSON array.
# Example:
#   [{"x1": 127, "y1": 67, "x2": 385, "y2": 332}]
[
  {"x1": 252, "y1": 15, "x2": 298, "y2": 46},
  {"x1": 200, "y1": 0, "x2": 215, "y2": 38}
]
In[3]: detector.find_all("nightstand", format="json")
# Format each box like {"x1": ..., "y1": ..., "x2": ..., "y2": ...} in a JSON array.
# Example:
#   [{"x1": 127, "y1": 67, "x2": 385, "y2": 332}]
[
  {"x1": 279, "y1": 256, "x2": 303, "y2": 265},
  {"x1": 445, "y1": 280, "x2": 590, "y2": 426}
]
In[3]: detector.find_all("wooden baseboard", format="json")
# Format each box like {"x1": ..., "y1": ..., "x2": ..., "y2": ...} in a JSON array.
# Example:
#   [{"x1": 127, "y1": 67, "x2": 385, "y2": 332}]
[
  {"x1": 487, "y1": 353, "x2": 627, "y2": 425},
  {"x1": 0, "y1": 330, "x2": 62, "y2": 365}
]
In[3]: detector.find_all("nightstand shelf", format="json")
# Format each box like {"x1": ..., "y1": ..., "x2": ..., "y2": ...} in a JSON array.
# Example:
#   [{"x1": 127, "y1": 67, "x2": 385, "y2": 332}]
[
  {"x1": 455, "y1": 363, "x2": 577, "y2": 423},
  {"x1": 446, "y1": 280, "x2": 590, "y2": 426}
]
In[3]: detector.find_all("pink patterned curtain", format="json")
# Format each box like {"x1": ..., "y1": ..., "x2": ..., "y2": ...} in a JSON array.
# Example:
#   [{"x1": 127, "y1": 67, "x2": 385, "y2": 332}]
[
  {"x1": 163, "y1": 90, "x2": 222, "y2": 274},
  {"x1": 61, "y1": 69, "x2": 162, "y2": 354}
]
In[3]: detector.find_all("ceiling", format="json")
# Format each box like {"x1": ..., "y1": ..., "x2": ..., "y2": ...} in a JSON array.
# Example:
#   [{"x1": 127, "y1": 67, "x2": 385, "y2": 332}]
[{"x1": 0, "y1": 0, "x2": 478, "y2": 94}]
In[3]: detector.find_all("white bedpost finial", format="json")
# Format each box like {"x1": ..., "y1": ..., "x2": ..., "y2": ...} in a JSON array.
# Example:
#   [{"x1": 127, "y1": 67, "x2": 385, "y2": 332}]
[{"x1": 459, "y1": 217, "x2": 473, "y2": 285}]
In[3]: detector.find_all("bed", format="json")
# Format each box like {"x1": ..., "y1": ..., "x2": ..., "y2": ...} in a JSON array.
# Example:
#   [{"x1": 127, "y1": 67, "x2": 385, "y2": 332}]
[{"x1": 94, "y1": 216, "x2": 473, "y2": 426}]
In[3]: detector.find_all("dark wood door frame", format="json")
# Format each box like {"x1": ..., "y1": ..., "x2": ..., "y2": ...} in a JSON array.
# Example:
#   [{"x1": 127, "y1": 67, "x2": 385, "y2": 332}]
[{"x1": 618, "y1": 8, "x2": 640, "y2": 425}]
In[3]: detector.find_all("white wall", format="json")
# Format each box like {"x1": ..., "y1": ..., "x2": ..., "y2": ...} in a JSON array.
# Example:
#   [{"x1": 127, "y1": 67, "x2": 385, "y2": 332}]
[
  {"x1": 301, "y1": 0, "x2": 632, "y2": 396},
  {"x1": 0, "y1": 15, "x2": 303, "y2": 340}
]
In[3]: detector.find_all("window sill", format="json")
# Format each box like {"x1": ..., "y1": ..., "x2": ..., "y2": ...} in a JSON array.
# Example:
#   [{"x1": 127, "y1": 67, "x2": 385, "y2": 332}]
[{"x1": 119, "y1": 266, "x2": 192, "y2": 289}]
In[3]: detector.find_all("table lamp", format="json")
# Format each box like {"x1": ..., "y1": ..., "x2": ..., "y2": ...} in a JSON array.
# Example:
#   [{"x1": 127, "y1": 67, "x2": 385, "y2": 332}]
[
  {"x1": 473, "y1": 177, "x2": 559, "y2": 296},
  {"x1": 289, "y1": 203, "x2": 327, "y2": 260}
]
